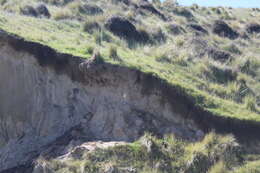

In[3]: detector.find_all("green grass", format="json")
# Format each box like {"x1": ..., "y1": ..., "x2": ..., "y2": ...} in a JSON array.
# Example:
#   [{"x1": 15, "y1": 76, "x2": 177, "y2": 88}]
[
  {"x1": 1, "y1": 2, "x2": 260, "y2": 173},
  {"x1": 0, "y1": 0, "x2": 260, "y2": 122},
  {"x1": 0, "y1": 11, "x2": 259, "y2": 122},
  {"x1": 35, "y1": 133, "x2": 245, "y2": 173},
  {"x1": 233, "y1": 161, "x2": 260, "y2": 173}
]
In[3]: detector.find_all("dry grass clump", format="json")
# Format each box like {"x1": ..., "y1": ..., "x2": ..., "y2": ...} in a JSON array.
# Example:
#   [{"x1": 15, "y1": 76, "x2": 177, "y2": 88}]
[{"x1": 52, "y1": 8, "x2": 72, "y2": 20}]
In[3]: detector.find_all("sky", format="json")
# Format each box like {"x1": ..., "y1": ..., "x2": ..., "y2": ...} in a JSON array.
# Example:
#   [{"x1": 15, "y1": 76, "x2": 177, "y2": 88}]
[{"x1": 177, "y1": 0, "x2": 260, "y2": 8}]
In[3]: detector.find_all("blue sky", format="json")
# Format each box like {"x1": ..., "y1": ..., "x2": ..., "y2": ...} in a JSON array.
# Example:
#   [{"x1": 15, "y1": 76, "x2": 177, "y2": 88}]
[{"x1": 177, "y1": 0, "x2": 260, "y2": 8}]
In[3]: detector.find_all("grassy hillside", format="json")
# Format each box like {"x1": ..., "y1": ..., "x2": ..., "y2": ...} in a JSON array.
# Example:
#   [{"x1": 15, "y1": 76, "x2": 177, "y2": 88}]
[
  {"x1": 1, "y1": 0, "x2": 260, "y2": 172},
  {"x1": 0, "y1": 0, "x2": 259, "y2": 122}
]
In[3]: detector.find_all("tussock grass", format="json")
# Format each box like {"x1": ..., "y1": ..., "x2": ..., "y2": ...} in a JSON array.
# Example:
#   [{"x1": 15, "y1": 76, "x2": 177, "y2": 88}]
[
  {"x1": 52, "y1": 8, "x2": 72, "y2": 20},
  {"x1": 0, "y1": 0, "x2": 259, "y2": 123},
  {"x1": 38, "y1": 133, "x2": 244, "y2": 173},
  {"x1": 0, "y1": 2, "x2": 260, "y2": 173},
  {"x1": 233, "y1": 160, "x2": 260, "y2": 173}
]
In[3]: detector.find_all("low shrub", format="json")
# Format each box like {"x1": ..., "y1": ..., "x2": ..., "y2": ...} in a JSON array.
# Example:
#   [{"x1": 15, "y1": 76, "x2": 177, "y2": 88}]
[
  {"x1": 244, "y1": 95, "x2": 257, "y2": 112},
  {"x1": 239, "y1": 57, "x2": 260, "y2": 77},
  {"x1": 137, "y1": 27, "x2": 151, "y2": 44},
  {"x1": 86, "y1": 46, "x2": 94, "y2": 55},
  {"x1": 226, "y1": 82, "x2": 242, "y2": 102},
  {"x1": 202, "y1": 62, "x2": 237, "y2": 84},
  {"x1": 109, "y1": 46, "x2": 120, "y2": 60},
  {"x1": 223, "y1": 44, "x2": 242, "y2": 55},
  {"x1": 184, "y1": 132, "x2": 241, "y2": 173},
  {"x1": 93, "y1": 30, "x2": 112, "y2": 45},
  {"x1": 150, "y1": 28, "x2": 166, "y2": 43},
  {"x1": 176, "y1": 37, "x2": 185, "y2": 47},
  {"x1": 90, "y1": 50, "x2": 104, "y2": 64},
  {"x1": 173, "y1": 54, "x2": 188, "y2": 66},
  {"x1": 83, "y1": 20, "x2": 101, "y2": 34},
  {"x1": 166, "y1": 23, "x2": 186, "y2": 35}
]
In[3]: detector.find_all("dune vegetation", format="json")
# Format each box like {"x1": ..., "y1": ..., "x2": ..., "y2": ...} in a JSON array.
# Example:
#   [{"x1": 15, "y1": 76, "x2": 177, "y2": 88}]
[{"x1": 0, "y1": 0, "x2": 260, "y2": 172}]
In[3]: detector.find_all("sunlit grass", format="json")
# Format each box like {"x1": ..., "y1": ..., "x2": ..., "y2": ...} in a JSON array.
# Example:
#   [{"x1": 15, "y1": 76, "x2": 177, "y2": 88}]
[{"x1": 0, "y1": 10, "x2": 259, "y2": 122}]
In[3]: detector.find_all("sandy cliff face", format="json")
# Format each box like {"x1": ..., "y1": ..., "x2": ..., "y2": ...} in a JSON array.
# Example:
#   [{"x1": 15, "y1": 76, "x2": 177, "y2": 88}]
[{"x1": 0, "y1": 31, "x2": 201, "y2": 171}]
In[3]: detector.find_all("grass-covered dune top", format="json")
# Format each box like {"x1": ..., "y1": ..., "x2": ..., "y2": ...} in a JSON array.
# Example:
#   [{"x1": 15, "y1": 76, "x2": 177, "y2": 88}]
[{"x1": 0, "y1": 0, "x2": 259, "y2": 123}]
